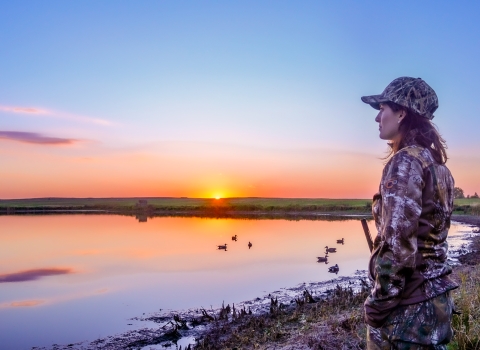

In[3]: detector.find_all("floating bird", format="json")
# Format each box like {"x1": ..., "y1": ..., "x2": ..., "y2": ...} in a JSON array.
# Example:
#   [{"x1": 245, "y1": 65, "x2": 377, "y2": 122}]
[
  {"x1": 248, "y1": 241, "x2": 252, "y2": 249},
  {"x1": 325, "y1": 246, "x2": 337, "y2": 253},
  {"x1": 328, "y1": 264, "x2": 339, "y2": 273},
  {"x1": 232, "y1": 235, "x2": 237, "y2": 241},
  {"x1": 217, "y1": 244, "x2": 227, "y2": 250},
  {"x1": 317, "y1": 255, "x2": 328, "y2": 263},
  {"x1": 336, "y1": 238, "x2": 344, "y2": 244}
]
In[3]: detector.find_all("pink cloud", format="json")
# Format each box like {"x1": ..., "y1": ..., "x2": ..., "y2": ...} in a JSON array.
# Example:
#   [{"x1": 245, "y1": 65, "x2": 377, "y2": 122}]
[{"x1": 0, "y1": 131, "x2": 79, "y2": 145}]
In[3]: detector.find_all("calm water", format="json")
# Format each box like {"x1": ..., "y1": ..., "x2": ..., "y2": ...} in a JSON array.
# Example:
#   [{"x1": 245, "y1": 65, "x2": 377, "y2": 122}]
[{"x1": 0, "y1": 215, "x2": 473, "y2": 349}]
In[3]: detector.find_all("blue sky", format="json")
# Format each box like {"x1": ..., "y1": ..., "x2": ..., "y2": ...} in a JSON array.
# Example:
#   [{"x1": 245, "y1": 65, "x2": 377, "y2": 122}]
[{"x1": 1, "y1": 1, "x2": 479, "y2": 198}]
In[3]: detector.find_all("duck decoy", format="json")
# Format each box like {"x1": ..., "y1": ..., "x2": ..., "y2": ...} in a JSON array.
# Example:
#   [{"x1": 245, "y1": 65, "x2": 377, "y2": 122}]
[
  {"x1": 328, "y1": 264, "x2": 339, "y2": 273},
  {"x1": 217, "y1": 244, "x2": 227, "y2": 250},
  {"x1": 336, "y1": 238, "x2": 344, "y2": 244},
  {"x1": 232, "y1": 235, "x2": 237, "y2": 241},
  {"x1": 248, "y1": 241, "x2": 252, "y2": 249},
  {"x1": 325, "y1": 246, "x2": 337, "y2": 253},
  {"x1": 317, "y1": 255, "x2": 328, "y2": 263}
]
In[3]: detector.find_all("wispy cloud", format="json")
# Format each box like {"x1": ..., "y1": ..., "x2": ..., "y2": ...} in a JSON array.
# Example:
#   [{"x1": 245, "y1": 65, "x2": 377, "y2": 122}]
[
  {"x1": 8, "y1": 300, "x2": 45, "y2": 307},
  {"x1": 0, "y1": 288, "x2": 110, "y2": 309},
  {"x1": 0, "y1": 105, "x2": 112, "y2": 126},
  {"x1": 0, "y1": 131, "x2": 79, "y2": 145},
  {"x1": 0, "y1": 268, "x2": 73, "y2": 283}
]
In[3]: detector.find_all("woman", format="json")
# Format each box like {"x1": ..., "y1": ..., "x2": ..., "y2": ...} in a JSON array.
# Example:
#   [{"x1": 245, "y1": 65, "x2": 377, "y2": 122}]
[{"x1": 361, "y1": 77, "x2": 458, "y2": 349}]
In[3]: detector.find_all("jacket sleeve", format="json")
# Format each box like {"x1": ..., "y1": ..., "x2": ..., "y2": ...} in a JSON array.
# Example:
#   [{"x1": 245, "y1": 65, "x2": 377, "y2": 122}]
[{"x1": 364, "y1": 151, "x2": 424, "y2": 327}]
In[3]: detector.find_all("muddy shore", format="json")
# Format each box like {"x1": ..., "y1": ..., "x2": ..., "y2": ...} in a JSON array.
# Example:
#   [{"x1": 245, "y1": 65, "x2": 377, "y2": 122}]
[{"x1": 452, "y1": 214, "x2": 480, "y2": 227}]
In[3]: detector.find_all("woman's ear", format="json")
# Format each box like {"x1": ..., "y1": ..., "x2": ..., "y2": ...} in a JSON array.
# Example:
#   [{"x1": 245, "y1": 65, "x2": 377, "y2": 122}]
[{"x1": 398, "y1": 112, "x2": 406, "y2": 124}]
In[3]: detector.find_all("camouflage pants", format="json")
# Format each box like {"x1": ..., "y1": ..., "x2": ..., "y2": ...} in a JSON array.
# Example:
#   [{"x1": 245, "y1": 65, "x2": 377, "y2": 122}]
[{"x1": 367, "y1": 291, "x2": 453, "y2": 350}]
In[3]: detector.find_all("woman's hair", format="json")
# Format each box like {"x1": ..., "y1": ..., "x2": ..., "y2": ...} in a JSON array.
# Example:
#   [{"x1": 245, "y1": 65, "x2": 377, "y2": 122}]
[{"x1": 384, "y1": 101, "x2": 448, "y2": 164}]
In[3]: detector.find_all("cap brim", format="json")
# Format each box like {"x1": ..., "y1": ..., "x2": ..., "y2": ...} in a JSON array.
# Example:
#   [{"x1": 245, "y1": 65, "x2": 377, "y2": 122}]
[{"x1": 361, "y1": 95, "x2": 389, "y2": 110}]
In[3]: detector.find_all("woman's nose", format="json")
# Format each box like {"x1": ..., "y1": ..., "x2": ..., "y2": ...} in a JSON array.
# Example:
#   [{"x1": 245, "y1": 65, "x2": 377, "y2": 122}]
[{"x1": 375, "y1": 113, "x2": 380, "y2": 122}]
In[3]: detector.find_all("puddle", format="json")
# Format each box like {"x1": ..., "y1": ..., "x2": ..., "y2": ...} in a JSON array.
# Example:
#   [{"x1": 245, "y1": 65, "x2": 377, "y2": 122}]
[
  {"x1": 447, "y1": 221, "x2": 480, "y2": 264},
  {"x1": 140, "y1": 335, "x2": 195, "y2": 349}
]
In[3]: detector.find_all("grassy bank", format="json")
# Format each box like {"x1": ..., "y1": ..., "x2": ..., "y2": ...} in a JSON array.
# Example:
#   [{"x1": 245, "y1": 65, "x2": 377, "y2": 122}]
[
  {"x1": 194, "y1": 283, "x2": 370, "y2": 349},
  {"x1": 453, "y1": 198, "x2": 480, "y2": 216},
  {"x1": 2, "y1": 197, "x2": 479, "y2": 216}
]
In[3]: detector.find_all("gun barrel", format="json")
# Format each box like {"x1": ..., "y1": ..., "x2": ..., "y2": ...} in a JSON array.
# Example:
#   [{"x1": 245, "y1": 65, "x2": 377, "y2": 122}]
[{"x1": 361, "y1": 219, "x2": 374, "y2": 253}]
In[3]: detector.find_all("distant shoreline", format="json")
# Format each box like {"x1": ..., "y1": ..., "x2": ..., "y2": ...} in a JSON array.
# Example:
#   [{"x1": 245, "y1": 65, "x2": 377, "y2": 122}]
[
  {"x1": 0, "y1": 197, "x2": 373, "y2": 218},
  {"x1": 1, "y1": 196, "x2": 478, "y2": 218}
]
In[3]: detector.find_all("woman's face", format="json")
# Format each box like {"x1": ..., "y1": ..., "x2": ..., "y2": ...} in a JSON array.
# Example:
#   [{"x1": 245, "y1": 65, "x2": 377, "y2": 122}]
[{"x1": 375, "y1": 103, "x2": 404, "y2": 142}]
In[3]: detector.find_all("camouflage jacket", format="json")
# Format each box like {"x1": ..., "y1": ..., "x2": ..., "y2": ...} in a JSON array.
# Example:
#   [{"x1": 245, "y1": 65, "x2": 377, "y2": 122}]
[{"x1": 364, "y1": 141, "x2": 458, "y2": 328}]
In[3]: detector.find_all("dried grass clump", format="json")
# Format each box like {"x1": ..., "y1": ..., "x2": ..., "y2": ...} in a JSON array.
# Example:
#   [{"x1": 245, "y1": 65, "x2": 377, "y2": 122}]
[
  {"x1": 194, "y1": 283, "x2": 370, "y2": 350},
  {"x1": 450, "y1": 266, "x2": 480, "y2": 350}
]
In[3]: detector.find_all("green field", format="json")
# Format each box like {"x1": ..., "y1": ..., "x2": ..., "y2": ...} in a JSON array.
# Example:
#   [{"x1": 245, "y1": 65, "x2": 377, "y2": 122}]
[
  {"x1": 0, "y1": 197, "x2": 372, "y2": 208},
  {"x1": 453, "y1": 198, "x2": 480, "y2": 215},
  {"x1": 0, "y1": 197, "x2": 371, "y2": 211},
  {"x1": 1, "y1": 197, "x2": 478, "y2": 215},
  {"x1": 453, "y1": 198, "x2": 480, "y2": 206}
]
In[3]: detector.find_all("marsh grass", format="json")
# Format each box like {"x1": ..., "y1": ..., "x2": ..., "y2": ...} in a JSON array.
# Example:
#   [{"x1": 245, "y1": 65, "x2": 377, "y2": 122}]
[
  {"x1": 194, "y1": 284, "x2": 370, "y2": 349},
  {"x1": 449, "y1": 267, "x2": 480, "y2": 350}
]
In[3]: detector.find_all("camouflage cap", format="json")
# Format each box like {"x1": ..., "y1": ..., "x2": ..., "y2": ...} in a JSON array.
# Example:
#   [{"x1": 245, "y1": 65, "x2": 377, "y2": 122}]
[{"x1": 361, "y1": 77, "x2": 438, "y2": 120}]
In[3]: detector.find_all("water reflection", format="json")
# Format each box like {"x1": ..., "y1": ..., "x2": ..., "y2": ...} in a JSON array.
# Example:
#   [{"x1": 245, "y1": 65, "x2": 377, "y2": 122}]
[
  {"x1": 0, "y1": 215, "x2": 471, "y2": 349},
  {"x1": 136, "y1": 214, "x2": 148, "y2": 223},
  {"x1": 0, "y1": 268, "x2": 72, "y2": 283},
  {"x1": 8, "y1": 300, "x2": 45, "y2": 307}
]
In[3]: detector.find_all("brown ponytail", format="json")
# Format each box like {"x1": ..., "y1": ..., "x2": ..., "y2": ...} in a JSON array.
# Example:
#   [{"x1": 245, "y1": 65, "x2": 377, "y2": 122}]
[{"x1": 385, "y1": 101, "x2": 448, "y2": 164}]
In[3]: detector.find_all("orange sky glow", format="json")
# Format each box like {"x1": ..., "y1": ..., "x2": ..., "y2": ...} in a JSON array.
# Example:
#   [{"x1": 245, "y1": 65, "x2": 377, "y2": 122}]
[{"x1": 1, "y1": 138, "x2": 478, "y2": 199}]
